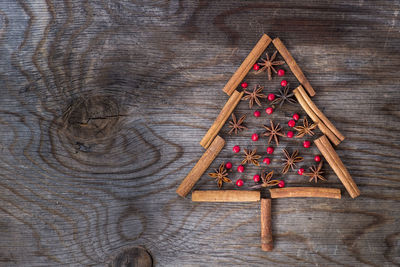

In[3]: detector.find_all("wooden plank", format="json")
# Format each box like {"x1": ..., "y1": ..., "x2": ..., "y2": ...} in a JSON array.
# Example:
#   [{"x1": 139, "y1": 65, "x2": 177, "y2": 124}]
[
  {"x1": 177, "y1": 136, "x2": 225, "y2": 197},
  {"x1": 222, "y1": 34, "x2": 272, "y2": 95},
  {"x1": 200, "y1": 90, "x2": 243, "y2": 149},
  {"x1": 0, "y1": 1, "x2": 399, "y2": 266},
  {"x1": 273, "y1": 38, "x2": 316, "y2": 96}
]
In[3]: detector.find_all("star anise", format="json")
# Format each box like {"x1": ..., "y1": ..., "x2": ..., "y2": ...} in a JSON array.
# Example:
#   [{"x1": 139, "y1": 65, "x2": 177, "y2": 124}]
[
  {"x1": 208, "y1": 163, "x2": 232, "y2": 188},
  {"x1": 271, "y1": 85, "x2": 296, "y2": 108},
  {"x1": 294, "y1": 116, "x2": 317, "y2": 138},
  {"x1": 241, "y1": 148, "x2": 261, "y2": 166},
  {"x1": 262, "y1": 120, "x2": 285, "y2": 145},
  {"x1": 304, "y1": 161, "x2": 326, "y2": 183},
  {"x1": 251, "y1": 170, "x2": 280, "y2": 189},
  {"x1": 256, "y1": 51, "x2": 285, "y2": 80},
  {"x1": 242, "y1": 85, "x2": 267, "y2": 108},
  {"x1": 228, "y1": 113, "x2": 247, "y2": 135},
  {"x1": 281, "y1": 149, "x2": 304, "y2": 174}
]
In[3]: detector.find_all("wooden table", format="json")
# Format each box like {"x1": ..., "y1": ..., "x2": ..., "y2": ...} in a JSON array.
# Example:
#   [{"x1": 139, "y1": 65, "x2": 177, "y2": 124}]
[{"x1": 0, "y1": 1, "x2": 399, "y2": 266}]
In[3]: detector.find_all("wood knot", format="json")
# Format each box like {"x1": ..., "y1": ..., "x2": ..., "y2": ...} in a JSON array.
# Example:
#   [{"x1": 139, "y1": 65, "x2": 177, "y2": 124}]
[
  {"x1": 62, "y1": 95, "x2": 121, "y2": 143},
  {"x1": 109, "y1": 247, "x2": 152, "y2": 267}
]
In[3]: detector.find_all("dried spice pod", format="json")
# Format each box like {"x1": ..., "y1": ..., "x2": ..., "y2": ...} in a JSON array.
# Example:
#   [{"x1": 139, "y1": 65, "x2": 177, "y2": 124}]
[
  {"x1": 242, "y1": 85, "x2": 267, "y2": 108},
  {"x1": 305, "y1": 161, "x2": 326, "y2": 183},
  {"x1": 228, "y1": 113, "x2": 247, "y2": 135},
  {"x1": 256, "y1": 51, "x2": 285, "y2": 80},
  {"x1": 294, "y1": 116, "x2": 317, "y2": 138},
  {"x1": 208, "y1": 162, "x2": 232, "y2": 189},
  {"x1": 262, "y1": 120, "x2": 285, "y2": 145},
  {"x1": 251, "y1": 170, "x2": 280, "y2": 189},
  {"x1": 281, "y1": 149, "x2": 303, "y2": 174},
  {"x1": 271, "y1": 85, "x2": 296, "y2": 108},
  {"x1": 241, "y1": 148, "x2": 261, "y2": 166}
]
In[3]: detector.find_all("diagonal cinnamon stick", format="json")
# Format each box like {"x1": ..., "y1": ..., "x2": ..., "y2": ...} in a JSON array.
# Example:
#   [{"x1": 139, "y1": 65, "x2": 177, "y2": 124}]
[
  {"x1": 176, "y1": 136, "x2": 225, "y2": 197},
  {"x1": 261, "y1": 198, "x2": 273, "y2": 251},
  {"x1": 272, "y1": 38, "x2": 316, "y2": 96},
  {"x1": 293, "y1": 86, "x2": 341, "y2": 146},
  {"x1": 200, "y1": 90, "x2": 243, "y2": 149},
  {"x1": 269, "y1": 187, "x2": 341, "y2": 199},
  {"x1": 223, "y1": 34, "x2": 272, "y2": 96},
  {"x1": 192, "y1": 190, "x2": 260, "y2": 202},
  {"x1": 314, "y1": 135, "x2": 360, "y2": 198},
  {"x1": 296, "y1": 85, "x2": 345, "y2": 142}
]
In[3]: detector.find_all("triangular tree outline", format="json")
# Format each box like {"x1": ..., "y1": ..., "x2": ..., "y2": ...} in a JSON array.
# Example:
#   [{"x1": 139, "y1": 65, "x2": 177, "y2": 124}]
[{"x1": 176, "y1": 34, "x2": 360, "y2": 251}]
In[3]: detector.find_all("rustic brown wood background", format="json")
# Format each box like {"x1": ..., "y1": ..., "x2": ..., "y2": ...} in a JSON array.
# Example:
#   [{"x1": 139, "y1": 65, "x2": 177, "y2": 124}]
[{"x1": 0, "y1": 0, "x2": 399, "y2": 266}]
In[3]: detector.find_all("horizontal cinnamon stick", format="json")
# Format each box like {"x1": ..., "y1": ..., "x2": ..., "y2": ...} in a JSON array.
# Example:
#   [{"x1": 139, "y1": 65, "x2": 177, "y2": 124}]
[
  {"x1": 192, "y1": 190, "x2": 260, "y2": 202},
  {"x1": 176, "y1": 136, "x2": 225, "y2": 197},
  {"x1": 261, "y1": 198, "x2": 273, "y2": 251},
  {"x1": 315, "y1": 135, "x2": 360, "y2": 198},
  {"x1": 223, "y1": 34, "x2": 272, "y2": 96},
  {"x1": 272, "y1": 38, "x2": 315, "y2": 96},
  {"x1": 297, "y1": 85, "x2": 345, "y2": 142},
  {"x1": 269, "y1": 187, "x2": 341, "y2": 199},
  {"x1": 293, "y1": 86, "x2": 341, "y2": 146},
  {"x1": 200, "y1": 90, "x2": 244, "y2": 149}
]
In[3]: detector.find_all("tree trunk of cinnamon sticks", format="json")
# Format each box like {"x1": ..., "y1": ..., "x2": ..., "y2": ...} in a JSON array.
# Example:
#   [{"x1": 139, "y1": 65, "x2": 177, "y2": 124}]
[{"x1": 261, "y1": 199, "x2": 273, "y2": 252}]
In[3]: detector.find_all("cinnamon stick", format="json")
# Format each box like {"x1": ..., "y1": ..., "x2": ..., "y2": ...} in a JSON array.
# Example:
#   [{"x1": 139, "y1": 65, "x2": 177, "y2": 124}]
[
  {"x1": 269, "y1": 187, "x2": 341, "y2": 199},
  {"x1": 200, "y1": 90, "x2": 244, "y2": 149},
  {"x1": 176, "y1": 136, "x2": 225, "y2": 197},
  {"x1": 293, "y1": 86, "x2": 341, "y2": 146},
  {"x1": 223, "y1": 34, "x2": 272, "y2": 96},
  {"x1": 261, "y1": 198, "x2": 273, "y2": 251},
  {"x1": 272, "y1": 38, "x2": 315, "y2": 96},
  {"x1": 192, "y1": 190, "x2": 260, "y2": 202},
  {"x1": 315, "y1": 135, "x2": 360, "y2": 198},
  {"x1": 296, "y1": 85, "x2": 345, "y2": 142}
]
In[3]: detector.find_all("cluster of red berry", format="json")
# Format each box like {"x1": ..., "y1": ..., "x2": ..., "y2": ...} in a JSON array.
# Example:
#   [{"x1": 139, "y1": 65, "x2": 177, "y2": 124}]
[{"x1": 224, "y1": 67, "x2": 322, "y2": 188}]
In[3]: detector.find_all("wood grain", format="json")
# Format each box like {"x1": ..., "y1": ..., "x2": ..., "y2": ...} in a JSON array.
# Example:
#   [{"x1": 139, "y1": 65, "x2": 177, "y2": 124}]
[{"x1": 0, "y1": 0, "x2": 399, "y2": 266}]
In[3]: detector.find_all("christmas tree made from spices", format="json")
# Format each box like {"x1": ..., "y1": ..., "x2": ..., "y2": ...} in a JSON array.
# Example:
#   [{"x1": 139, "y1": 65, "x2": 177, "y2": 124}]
[{"x1": 176, "y1": 34, "x2": 360, "y2": 251}]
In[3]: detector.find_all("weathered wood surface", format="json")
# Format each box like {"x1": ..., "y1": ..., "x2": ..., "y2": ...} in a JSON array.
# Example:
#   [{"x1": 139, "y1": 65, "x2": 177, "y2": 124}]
[{"x1": 0, "y1": 0, "x2": 399, "y2": 266}]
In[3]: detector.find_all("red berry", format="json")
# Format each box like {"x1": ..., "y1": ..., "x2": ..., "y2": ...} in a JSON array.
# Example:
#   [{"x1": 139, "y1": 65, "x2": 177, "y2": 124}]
[
  {"x1": 278, "y1": 180, "x2": 285, "y2": 188},
  {"x1": 253, "y1": 64, "x2": 260, "y2": 71},
  {"x1": 263, "y1": 157, "x2": 271, "y2": 165},
  {"x1": 252, "y1": 133, "x2": 259, "y2": 141},
  {"x1": 286, "y1": 131, "x2": 294, "y2": 138},
  {"x1": 293, "y1": 113, "x2": 300, "y2": 121},
  {"x1": 288, "y1": 119, "x2": 296, "y2": 127},
  {"x1": 253, "y1": 110, "x2": 261, "y2": 117},
  {"x1": 236, "y1": 179, "x2": 244, "y2": 187},
  {"x1": 297, "y1": 168, "x2": 304, "y2": 175},
  {"x1": 314, "y1": 155, "x2": 321, "y2": 162},
  {"x1": 280, "y1": 80, "x2": 288, "y2": 87},
  {"x1": 225, "y1": 162, "x2": 232, "y2": 169},
  {"x1": 267, "y1": 93, "x2": 276, "y2": 101},
  {"x1": 237, "y1": 165, "x2": 245, "y2": 173},
  {"x1": 277, "y1": 69, "x2": 285, "y2": 77},
  {"x1": 267, "y1": 147, "x2": 274, "y2": 154},
  {"x1": 241, "y1": 82, "x2": 248, "y2": 88},
  {"x1": 303, "y1": 140, "x2": 311, "y2": 148},
  {"x1": 253, "y1": 174, "x2": 260, "y2": 183},
  {"x1": 233, "y1": 145, "x2": 240, "y2": 153},
  {"x1": 265, "y1": 107, "x2": 274, "y2": 115}
]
